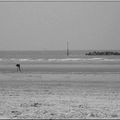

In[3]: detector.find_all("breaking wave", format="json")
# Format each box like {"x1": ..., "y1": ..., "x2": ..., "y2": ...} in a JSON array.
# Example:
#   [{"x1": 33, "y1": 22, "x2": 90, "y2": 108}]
[{"x1": 0, "y1": 58, "x2": 120, "y2": 62}]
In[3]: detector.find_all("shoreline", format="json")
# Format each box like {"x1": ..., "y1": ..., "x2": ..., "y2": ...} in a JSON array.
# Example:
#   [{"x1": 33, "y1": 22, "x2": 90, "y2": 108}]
[{"x1": 0, "y1": 63, "x2": 120, "y2": 74}]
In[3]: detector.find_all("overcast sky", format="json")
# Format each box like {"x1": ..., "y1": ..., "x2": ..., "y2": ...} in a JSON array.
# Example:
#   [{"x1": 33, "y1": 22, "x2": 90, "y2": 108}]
[{"x1": 0, "y1": 1, "x2": 120, "y2": 50}]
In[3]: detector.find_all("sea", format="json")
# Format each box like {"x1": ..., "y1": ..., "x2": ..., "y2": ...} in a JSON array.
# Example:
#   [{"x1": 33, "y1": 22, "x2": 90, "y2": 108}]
[{"x1": 0, "y1": 50, "x2": 120, "y2": 74}]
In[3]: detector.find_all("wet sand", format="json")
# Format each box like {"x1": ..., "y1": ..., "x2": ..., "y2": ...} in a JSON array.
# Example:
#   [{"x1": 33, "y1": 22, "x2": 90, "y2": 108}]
[
  {"x1": 0, "y1": 73, "x2": 120, "y2": 119},
  {"x1": 0, "y1": 63, "x2": 120, "y2": 74}
]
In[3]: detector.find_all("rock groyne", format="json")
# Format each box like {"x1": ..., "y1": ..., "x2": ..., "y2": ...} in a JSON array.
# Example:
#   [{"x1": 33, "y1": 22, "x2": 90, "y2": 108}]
[{"x1": 86, "y1": 51, "x2": 120, "y2": 55}]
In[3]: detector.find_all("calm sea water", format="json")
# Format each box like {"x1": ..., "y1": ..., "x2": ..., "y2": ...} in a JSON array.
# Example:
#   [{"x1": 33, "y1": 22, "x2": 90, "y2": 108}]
[{"x1": 0, "y1": 50, "x2": 120, "y2": 73}]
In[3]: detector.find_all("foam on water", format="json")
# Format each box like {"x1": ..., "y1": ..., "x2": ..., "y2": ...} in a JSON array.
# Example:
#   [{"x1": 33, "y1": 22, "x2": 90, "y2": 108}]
[{"x1": 0, "y1": 57, "x2": 119, "y2": 63}]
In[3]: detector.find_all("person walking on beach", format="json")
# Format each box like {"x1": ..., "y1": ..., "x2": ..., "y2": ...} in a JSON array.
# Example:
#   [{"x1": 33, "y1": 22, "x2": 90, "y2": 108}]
[{"x1": 16, "y1": 64, "x2": 21, "y2": 72}]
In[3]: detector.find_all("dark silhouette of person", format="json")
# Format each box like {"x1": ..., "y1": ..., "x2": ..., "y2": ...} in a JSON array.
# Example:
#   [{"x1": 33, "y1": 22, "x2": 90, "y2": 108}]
[{"x1": 16, "y1": 64, "x2": 21, "y2": 72}]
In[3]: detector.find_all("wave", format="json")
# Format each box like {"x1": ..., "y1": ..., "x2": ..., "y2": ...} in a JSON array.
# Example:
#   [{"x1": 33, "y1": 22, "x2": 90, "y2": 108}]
[
  {"x1": 0, "y1": 58, "x2": 120, "y2": 62},
  {"x1": 47, "y1": 58, "x2": 120, "y2": 62},
  {"x1": 19, "y1": 59, "x2": 44, "y2": 62},
  {"x1": 1, "y1": 58, "x2": 44, "y2": 62}
]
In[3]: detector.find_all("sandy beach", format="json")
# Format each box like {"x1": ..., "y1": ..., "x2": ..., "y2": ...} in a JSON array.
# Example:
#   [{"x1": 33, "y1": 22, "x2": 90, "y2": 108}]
[
  {"x1": 0, "y1": 0, "x2": 120, "y2": 118},
  {"x1": 0, "y1": 73, "x2": 120, "y2": 119}
]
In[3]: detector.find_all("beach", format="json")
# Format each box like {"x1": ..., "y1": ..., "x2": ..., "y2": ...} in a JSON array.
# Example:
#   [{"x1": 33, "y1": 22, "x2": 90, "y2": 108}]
[
  {"x1": 0, "y1": 73, "x2": 120, "y2": 119},
  {"x1": 0, "y1": 0, "x2": 119, "y2": 117},
  {"x1": 0, "y1": 50, "x2": 120, "y2": 119},
  {"x1": 0, "y1": 0, "x2": 120, "y2": 118}
]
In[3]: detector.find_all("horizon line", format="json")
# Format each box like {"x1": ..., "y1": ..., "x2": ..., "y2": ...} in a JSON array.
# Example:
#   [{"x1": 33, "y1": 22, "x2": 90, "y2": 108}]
[
  {"x1": 0, "y1": 1, "x2": 120, "y2": 2},
  {"x1": 0, "y1": 49, "x2": 120, "y2": 51}
]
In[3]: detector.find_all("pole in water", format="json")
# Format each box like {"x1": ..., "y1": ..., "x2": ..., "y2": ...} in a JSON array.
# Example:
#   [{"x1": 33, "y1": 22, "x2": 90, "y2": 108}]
[
  {"x1": 16, "y1": 64, "x2": 21, "y2": 72},
  {"x1": 67, "y1": 41, "x2": 69, "y2": 56}
]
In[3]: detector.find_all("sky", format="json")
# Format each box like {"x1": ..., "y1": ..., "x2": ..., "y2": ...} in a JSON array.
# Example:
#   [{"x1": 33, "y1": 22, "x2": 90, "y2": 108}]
[{"x1": 0, "y1": 1, "x2": 120, "y2": 50}]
